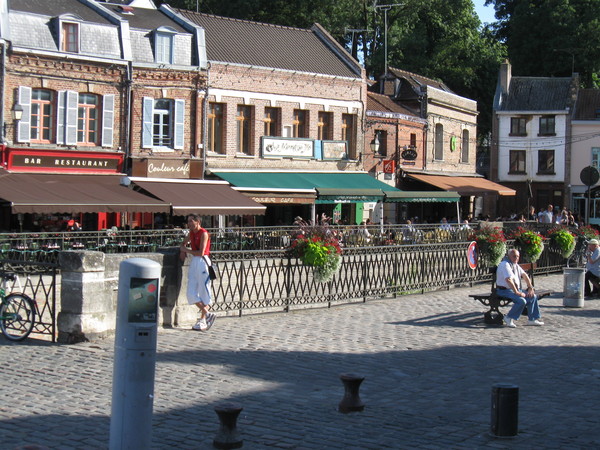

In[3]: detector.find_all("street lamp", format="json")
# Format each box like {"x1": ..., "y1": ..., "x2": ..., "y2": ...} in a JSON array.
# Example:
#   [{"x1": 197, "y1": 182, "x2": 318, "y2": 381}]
[
  {"x1": 370, "y1": 134, "x2": 381, "y2": 156},
  {"x1": 12, "y1": 104, "x2": 23, "y2": 121}
]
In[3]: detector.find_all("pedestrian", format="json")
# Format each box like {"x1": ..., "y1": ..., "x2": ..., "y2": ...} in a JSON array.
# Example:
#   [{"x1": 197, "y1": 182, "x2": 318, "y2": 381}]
[
  {"x1": 528, "y1": 206, "x2": 537, "y2": 221},
  {"x1": 584, "y1": 239, "x2": 600, "y2": 298},
  {"x1": 538, "y1": 204, "x2": 553, "y2": 223},
  {"x1": 180, "y1": 214, "x2": 216, "y2": 331},
  {"x1": 496, "y1": 248, "x2": 544, "y2": 327}
]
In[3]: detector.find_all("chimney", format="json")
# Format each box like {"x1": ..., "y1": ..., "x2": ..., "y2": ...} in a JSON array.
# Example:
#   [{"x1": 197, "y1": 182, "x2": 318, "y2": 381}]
[
  {"x1": 499, "y1": 59, "x2": 511, "y2": 96},
  {"x1": 380, "y1": 74, "x2": 396, "y2": 97}
]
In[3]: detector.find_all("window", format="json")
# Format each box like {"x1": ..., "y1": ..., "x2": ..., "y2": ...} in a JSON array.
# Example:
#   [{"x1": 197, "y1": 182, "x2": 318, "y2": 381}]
[
  {"x1": 293, "y1": 109, "x2": 308, "y2": 138},
  {"x1": 539, "y1": 116, "x2": 555, "y2": 135},
  {"x1": 77, "y1": 94, "x2": 99, "y2": 145},
  {"x1": 62, "y1": 22, "x2": 79, "y2": 53},
  {"x1": 142, "y1": 97, "x2": 184, "y2": 150},
  {"x1": 461, "y1": 129, "x2": 469, "y2": 163},
  {"x1": 510, "y1": 117, "x2": 527, "y2": 136},
  {"x1": 236, "y1": 105, "x2": 252, "y2": 155},
  {"x1": 31, "y1": 89, "x2": 54, "y2": 143},
  {"x1": 263, "y1": 107, "x2": 280, "y2": 137},
  {"x1": 208, "y1": 103, "x2": 224, "y2": 153},
  {"x1": 434, "y1": 123, "x2": 443, "y2": 160},
  {"x1": 155, "y1": 32, "x2": 173, "y2": 64},
  {"x1": 317, "y1": 112, "x2": 332, "y2": 140},
  {"x1": 509, "y1": 150, "x2": 526, "y2": 173},
  {"x1": 538, "y1": 150, "x2": 555, "y2": 174},
  {"x1": 592, "y1": 147, "x2": 600, "y2": 170},
  {"x1": 341, "y1": 114, "x2": 356, "y2": 159},
  {"x1": 410, "y1": 133, "x2": 417, "y2": 148}
]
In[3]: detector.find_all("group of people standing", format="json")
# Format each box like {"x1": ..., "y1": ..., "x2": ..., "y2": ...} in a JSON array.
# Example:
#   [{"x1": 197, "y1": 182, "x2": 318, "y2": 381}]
[{"x1": 532, "y1": 204, "x2": 579, "y2": 227}]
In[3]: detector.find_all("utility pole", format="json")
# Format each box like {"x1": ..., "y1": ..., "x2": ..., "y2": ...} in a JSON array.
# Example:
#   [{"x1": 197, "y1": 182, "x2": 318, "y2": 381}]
[{"x1": 374, "y1": 2, "x2": 403, "y2": 76}]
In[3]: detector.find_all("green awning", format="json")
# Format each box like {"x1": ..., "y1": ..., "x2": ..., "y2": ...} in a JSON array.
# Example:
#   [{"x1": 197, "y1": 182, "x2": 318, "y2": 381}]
[
  {"x1": 384, "y1": 191, "x2": 460, "y2": 203},
  {"x1": 214, "y1": 172, "x2": 398, "y2": 204}
]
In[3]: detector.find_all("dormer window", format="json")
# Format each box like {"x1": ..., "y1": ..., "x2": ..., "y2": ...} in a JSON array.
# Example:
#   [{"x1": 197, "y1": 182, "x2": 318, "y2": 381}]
[
  {"x1": 154, "y1": 27, "x2": 176, "y2": 64},
  {"x1": 62, "y1": 22, "x2": 79, "y2": 52}
]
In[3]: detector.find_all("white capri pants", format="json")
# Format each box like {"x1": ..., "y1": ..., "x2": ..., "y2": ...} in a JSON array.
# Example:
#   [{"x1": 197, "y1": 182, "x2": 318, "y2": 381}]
[{"x1": 186, "y1": 256, "x2": 212, "y2": 306}]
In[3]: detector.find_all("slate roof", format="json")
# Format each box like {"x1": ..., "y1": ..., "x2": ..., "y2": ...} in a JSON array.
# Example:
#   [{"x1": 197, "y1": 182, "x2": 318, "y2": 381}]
[
  {"x1": 10, "y1": 0, "x2": 114, "y2": 25},
  {"x1": 174, "y1": 10, "x2": 360, "y2": 78},
  {"x1": 366, "y1": 92, "x2": 417, "y2": 117},
  {"x1": 498, "y1": 77, "x2": 574, "y2": 112},
  {"x1": 573, "y1": 89, "x2": 600, "y2": 120},
  {"x1": 387, "y1": 67, "x2": 452, "y2": 93}
]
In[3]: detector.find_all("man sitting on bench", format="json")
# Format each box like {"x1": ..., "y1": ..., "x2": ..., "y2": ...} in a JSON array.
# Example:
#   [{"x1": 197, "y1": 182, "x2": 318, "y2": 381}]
[{"x1": 496, "y1": 248, "x2": 544, "y2": 328}]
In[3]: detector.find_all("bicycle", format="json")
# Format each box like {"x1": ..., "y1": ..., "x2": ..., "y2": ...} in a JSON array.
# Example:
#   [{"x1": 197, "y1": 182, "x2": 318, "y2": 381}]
[{"x1": 0, "y1": 272, "x2": 36, "y2": 341}]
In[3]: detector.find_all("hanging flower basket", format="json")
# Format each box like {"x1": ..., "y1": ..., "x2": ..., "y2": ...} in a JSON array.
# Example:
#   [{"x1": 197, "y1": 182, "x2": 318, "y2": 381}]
[
  {"x1": 289, "y1": 219, "x2": 342, "y2": 283},
  {"x1": 471, "y1": 226, "x2": 507, "y2": 267},
  {"x1": 547, "y1": 227, "x2": 576, "y2": 258},
  {"x1": 511, "y1": 227, "x2": 544, "y2": 263}
]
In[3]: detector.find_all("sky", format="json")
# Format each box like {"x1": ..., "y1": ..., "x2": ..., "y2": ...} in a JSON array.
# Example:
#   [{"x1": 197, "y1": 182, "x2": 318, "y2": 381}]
[{"x1": 473, "y1": 0, "x2": 496, "y2": 25}]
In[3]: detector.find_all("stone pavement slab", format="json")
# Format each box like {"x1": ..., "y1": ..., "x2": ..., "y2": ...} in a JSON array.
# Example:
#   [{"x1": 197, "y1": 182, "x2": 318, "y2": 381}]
[{"x1": 1, "y1": 273, "x2": 599, "y2": 449}]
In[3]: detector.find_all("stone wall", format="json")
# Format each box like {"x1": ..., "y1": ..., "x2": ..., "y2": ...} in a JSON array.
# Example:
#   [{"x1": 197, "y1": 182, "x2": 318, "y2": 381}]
[{"x1": 57, "y1": 249, "x2": 199, "y2": 343}]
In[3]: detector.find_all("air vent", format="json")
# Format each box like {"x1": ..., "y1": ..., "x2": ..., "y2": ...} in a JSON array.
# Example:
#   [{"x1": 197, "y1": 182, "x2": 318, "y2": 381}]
[{"x1": 120, "y1": 6, "x2": 134, "y2": 14}]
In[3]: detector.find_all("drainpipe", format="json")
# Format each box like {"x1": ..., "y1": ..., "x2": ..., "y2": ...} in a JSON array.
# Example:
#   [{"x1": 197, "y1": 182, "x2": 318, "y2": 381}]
[
  {"x1": 1, "y1": 40, "x2": 6, "y2": 144},
  {"x1": 123, "y1": 61, "x2": 133, "y2": 175},
  {"x1": 201, "y1": 62, "x2": 211, "y2": 180}
]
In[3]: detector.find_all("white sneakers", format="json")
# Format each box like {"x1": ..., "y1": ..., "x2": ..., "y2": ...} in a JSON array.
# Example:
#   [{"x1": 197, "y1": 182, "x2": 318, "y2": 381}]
[
  {"x1": 504, "y1": 316, "x2": 544, "y2": 328},
  {"x1": 192, "y1": 313, "x2": 216, "y2": 331},
  {"x1": 526, "y1": 319, "x2": 544, "y2": 326}
]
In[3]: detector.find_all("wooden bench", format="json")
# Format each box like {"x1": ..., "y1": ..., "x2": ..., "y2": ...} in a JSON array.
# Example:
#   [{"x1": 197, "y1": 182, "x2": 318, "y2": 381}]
[{"x1": 470, "y1": 263, "x2": 553, "y2": 325}]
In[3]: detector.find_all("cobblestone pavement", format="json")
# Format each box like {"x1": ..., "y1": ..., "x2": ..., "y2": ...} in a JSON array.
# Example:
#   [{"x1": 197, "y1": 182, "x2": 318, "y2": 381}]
[{"x1": 1, "y1": 273, "x2": 599, "y2": 449}]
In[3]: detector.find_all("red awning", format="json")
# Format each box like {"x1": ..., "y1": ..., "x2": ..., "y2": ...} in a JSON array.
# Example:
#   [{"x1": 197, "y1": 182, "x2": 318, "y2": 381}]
[{"x1": 407, "y1": 173, "x2": 516, "y2": 196}]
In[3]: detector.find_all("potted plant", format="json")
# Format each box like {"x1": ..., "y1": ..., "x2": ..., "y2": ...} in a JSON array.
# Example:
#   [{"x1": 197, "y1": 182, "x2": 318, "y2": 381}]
[
  {"x1": 547, "y1": 227, "x2": 576, "y2": 258},
  {"x1": 471, "y1": 226, "x2": 507, "y2": 266},
  {"x1": 289, "y1": 219, "x2": 342, "y2": 282},
  {"x1": 511, "y1": 226, "x2": 544, "y2": 263}
]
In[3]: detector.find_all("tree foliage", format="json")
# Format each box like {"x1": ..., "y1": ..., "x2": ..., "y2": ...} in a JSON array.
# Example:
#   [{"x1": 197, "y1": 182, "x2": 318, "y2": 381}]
[{"x1": 487, "y1": 0, "x2": 600, "y2": 87}]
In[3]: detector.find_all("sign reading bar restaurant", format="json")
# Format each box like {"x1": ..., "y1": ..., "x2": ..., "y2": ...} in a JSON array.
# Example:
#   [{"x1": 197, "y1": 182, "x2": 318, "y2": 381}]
[
  {"x1": 261, "y1": 137, "x2": 314, "y2": 158},
  {"x1": 5, "y1": 148, "x2": 123, "y2": 173}
]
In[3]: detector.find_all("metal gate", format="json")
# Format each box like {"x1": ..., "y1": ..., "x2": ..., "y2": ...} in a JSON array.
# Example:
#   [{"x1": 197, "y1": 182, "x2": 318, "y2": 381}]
[{"x1": 0, "y1": 260, "x2": 57, "y2": 342}]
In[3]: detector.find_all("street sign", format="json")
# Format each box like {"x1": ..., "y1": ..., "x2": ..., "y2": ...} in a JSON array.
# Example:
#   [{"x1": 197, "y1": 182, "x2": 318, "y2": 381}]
[
  {"x1": 467, "y1": 241, "x2": 478, "y2": 270},
  {"x1": 580, "y1": 166, "x2": 600, "y2": 186}
]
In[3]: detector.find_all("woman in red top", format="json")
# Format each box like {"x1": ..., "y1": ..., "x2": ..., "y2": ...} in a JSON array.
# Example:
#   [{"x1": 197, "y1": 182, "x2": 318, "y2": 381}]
[{"x1": 180, "y1": 214, "x2": 216, "y2": 331}]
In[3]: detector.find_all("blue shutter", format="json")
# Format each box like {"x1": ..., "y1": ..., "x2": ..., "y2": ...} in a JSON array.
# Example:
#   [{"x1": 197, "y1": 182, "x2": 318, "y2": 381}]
[
  {"x1": 56, "y1": 91, "x2": 66, "y2": 145},
  {"x1": 142, "y1": 97, "x2": 154, "y2": 148},
  {"x1": 65, "y1": 91, "x2": 78, "y2": 145},
  {"x1": 101, "y1": 94, "x2": 115, "y2": 147},
  {"x1": 174, "y1": 99, "x2": 184, "y2": 149},
  {"x1": 16, "y1": 86, "x2": 31, "y2": 143}
]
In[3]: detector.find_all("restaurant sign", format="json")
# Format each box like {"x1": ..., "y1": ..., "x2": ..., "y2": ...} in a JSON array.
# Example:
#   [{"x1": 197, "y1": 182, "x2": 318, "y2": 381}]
[
  {"x1": 5, "y1": 148, "x2": 122, "y2": 173},
  {"x1": 261, "y1": 137, "x2": 314, "y2": 158},
  {"x1": 147, "y1": 159, "x2": 190, "y2": 178}
]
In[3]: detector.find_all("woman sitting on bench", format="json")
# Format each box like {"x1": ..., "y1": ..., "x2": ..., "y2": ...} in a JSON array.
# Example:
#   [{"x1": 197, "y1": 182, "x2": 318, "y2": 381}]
[{"x1": 496, "y1": 249, "x2": 544, "y2": 328}]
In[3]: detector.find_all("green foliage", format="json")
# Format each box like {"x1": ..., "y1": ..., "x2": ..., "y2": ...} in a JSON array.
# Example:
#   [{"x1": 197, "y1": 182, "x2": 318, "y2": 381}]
[
  {"x1": 547, "y1": 227, "x2": 576, "y2": 258},
  {"x1": 511, "y1": 227, "x2": 544, "y2": 263},
  {"x1": 472, "y1": 226, "x2": 507, "y2": 266}
]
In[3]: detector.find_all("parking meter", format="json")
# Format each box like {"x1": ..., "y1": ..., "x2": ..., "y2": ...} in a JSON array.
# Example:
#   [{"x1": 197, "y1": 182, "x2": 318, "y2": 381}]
[{"x1": 110, "y1": 258, "x2": 161, "y2": 450}]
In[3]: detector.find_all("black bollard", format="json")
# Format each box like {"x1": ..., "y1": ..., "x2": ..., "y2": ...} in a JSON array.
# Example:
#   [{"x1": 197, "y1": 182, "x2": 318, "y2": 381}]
[
  {"x1": 213, "y1": 403, "x2": 243, "y2": 449},
  {"x1": 491, "y1": 384, "x2": 519, "y2": 437},
  {"x1": 338, "y1": 373, "x2": 365, "y2": 413}
]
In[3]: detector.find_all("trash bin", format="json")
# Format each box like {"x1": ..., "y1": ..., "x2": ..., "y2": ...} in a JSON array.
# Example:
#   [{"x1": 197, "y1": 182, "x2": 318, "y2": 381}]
[{"x1": 563, "y1": 267, "x2": 585, "y2": 308}]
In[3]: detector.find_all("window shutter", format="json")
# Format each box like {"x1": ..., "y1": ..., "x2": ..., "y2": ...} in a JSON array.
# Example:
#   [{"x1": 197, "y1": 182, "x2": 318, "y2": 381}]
[
  {"x1": 56, "y1": 91, "x2": 66, "y2": 145},
  {"x1": 16, "y1": 86, "x2": 31, "y2": 143},
  {"x1": 65, "y1": 90, "x2": 78, "y2": 145},
  {"x1": 101, "y1": 94, "x2": 115, "y2": 147},
  {"x1": 174, "y1": 99, "x2": 184, "y2": 149},
  {"x1": 142, "y1": 97, "x2": 154, "y2": 148}
]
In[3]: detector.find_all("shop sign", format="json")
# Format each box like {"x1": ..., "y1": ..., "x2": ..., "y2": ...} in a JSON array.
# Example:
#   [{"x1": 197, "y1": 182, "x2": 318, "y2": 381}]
[
  {"x1": 401, "y1": 148, "x2": 418, "y2": 161},
  {"x1": 249, "y1": 196, "x2": 313, "y2": 204},
  {"x1": 383, "y1": 159, "x2": 395, "y2": 173},
  {"x1": 147, "y1": 159, "x2": 190, "y2": 178},
  {"x1": 6, "y1": 148, "x2": 122, "y2": 173},
  {"x1": 261, "y1": 137, "x2": 314, "y2": 158},
  {"x1": 322, "y1": 141, "x2": 347, "y2": 160}
]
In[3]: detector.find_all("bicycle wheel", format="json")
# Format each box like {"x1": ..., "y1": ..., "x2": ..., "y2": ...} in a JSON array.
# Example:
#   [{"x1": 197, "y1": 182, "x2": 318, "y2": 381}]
[{"x1": 0, "y1": 294, "x2": 36, "y2": 341}]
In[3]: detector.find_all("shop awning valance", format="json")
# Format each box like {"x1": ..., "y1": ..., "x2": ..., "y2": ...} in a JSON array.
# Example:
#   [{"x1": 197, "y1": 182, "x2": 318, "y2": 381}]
[
  {"x1": 0, "y1": 171, "x2": 170, "y2": 214},
  {"x1": 128, "y1": 178, "x2": 266, "y2": 216},
  {"x1": 384, "y1": 191, "x2": 460, "y2": 203},
  {"x1": 407, "y1": 173, "x2": 516, "y2": 196},
  {"x1": 214, "y1": 171, "x2": 399, "y2": 204}
]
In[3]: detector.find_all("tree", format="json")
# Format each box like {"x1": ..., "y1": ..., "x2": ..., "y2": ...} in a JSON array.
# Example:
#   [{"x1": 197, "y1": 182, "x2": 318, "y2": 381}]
[{"x1": 487, "y1": 0, "x2": 600, "y2": 87}]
